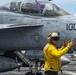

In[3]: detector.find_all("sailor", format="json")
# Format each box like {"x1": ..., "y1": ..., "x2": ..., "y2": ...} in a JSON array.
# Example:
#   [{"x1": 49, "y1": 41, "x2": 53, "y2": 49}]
[{"x1": 43, "y1": 32, "x2": 75, "y2": 75}]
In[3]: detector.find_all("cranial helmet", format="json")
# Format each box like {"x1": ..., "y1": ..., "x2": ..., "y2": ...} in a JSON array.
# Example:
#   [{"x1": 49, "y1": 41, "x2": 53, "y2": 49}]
[{"x1": 48, "y1": 32, "x2": 60, "y2": 41}]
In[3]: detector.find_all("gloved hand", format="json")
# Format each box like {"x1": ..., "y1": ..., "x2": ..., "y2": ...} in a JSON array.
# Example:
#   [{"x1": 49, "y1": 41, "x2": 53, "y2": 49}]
[{"x1": 67, "y1": 40, "x2": 76, "y2": 48}]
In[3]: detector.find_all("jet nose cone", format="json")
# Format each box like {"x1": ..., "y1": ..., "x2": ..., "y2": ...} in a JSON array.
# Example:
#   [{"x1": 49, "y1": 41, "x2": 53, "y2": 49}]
[{"x1": 61, "y1": 55, "x2": 70, "y2": 66}]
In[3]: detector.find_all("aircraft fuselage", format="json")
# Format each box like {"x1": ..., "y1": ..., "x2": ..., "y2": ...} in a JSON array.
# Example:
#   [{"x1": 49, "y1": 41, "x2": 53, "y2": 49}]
[{"x1": 0, "y1": 11, "x2": 76, "y2": 51}]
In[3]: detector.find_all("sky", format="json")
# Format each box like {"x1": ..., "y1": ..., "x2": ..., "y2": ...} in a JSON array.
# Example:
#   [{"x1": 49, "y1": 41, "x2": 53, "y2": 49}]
[
  {"x1": 53, "y1": 0, "x2": 76, "y2": 14},
  {"x1": 0, "y1": 0, "x2": 76, "y2": 14}
]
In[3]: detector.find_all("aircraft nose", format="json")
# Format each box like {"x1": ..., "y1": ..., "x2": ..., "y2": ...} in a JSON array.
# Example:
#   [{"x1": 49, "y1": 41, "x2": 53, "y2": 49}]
[{"x1": 61, "y1": 55, "x2": 70, "y2": 66}]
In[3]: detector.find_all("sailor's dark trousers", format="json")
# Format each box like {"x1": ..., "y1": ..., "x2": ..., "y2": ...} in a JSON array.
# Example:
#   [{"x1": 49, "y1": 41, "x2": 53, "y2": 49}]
[{"x1": 45, "y1": 71, "x2": 58, "y2": 75}]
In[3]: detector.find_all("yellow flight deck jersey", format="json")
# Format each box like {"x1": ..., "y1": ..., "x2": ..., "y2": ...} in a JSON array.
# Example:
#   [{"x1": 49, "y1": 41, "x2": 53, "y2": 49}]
[{"x1": 43, "y1": 43, "x2": 70, "y2": 72}]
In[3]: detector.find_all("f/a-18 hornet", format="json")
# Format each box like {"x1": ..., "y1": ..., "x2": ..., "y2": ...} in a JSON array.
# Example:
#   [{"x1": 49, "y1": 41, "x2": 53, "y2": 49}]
[{"x1": 0, "y1": 0, "x2": 75, "y2": 75}]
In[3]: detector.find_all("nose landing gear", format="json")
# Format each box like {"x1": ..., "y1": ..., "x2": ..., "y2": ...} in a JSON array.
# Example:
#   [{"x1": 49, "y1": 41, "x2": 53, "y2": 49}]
[{"x1": 25, "y1": 59, "x2": 43, "y2": 75}]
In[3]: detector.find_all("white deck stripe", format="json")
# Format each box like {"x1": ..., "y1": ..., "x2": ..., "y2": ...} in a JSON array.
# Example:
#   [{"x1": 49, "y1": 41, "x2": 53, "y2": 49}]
[
  {"x1": 63, "y1": 71, "x2": 76, "y2": 75},
  {"x1": 11, "y1": 71, "x2": 21, "y2": 74}
]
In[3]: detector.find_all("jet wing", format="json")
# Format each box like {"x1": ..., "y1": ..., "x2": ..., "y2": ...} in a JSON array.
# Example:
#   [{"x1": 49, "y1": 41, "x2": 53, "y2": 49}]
[{"x1": 0, "y1": 24, "x2": 43, "y2": 29}]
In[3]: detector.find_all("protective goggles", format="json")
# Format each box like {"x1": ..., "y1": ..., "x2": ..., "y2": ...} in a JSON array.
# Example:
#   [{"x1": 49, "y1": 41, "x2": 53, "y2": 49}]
[{"x1": 51, "y1": 37, "x2": 60, "y2": 41}]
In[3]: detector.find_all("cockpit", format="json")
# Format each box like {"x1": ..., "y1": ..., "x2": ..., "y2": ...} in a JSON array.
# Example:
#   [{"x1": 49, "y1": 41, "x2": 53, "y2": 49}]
[{"x1": 0, "y1": 0, "x2": 70, "y2": 16}]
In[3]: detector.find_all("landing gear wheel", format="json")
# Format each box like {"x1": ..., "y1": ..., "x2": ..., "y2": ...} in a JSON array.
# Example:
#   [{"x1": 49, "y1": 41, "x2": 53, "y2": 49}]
[
  {"x1": 25, "y1": 72, "x2": 34, "y2": 75},
  {"x1": 36, "y1": 72, "x2": 43, "y2": 75}
]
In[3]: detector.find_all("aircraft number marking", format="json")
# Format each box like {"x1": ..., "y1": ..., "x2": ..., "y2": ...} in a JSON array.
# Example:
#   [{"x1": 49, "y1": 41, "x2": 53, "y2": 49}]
[
  {"x1": 66, "y1": 23, "x2": 76, "y2": 31},
  {"x1": 27, "y1": 50, "x2": 43, "y2": 56},
  {"x1": 32, "y1": 50, "x2": 40, "y2": 55}
]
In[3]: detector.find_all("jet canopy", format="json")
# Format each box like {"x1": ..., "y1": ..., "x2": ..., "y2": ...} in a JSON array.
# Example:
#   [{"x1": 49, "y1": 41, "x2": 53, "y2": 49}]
[{"x1": 0, "y1": 0, "x2": 70, "y2": 16}]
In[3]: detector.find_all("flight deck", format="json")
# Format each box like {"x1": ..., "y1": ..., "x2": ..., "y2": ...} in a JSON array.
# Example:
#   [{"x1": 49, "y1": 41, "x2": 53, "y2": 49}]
[{"x1": 0, "y1": 59, "x2": 76, "y2": 75}]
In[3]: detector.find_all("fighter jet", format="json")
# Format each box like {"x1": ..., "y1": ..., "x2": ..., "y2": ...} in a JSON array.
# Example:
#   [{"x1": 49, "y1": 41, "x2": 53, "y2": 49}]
[{"x1": 0, "y1": 0, "x2": 75, "y2": 75}]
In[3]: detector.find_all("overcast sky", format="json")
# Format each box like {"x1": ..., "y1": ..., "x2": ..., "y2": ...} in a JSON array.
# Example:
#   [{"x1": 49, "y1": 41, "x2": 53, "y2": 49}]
[{"x1": 0, "y1": 0, "x2": 76, "y2": 14}]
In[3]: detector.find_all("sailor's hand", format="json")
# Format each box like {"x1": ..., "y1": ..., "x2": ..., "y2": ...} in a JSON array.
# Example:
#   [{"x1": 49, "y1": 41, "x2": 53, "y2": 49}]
[{"x1": 67, "y1": 40, "x2": 76, "y2": 48}]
